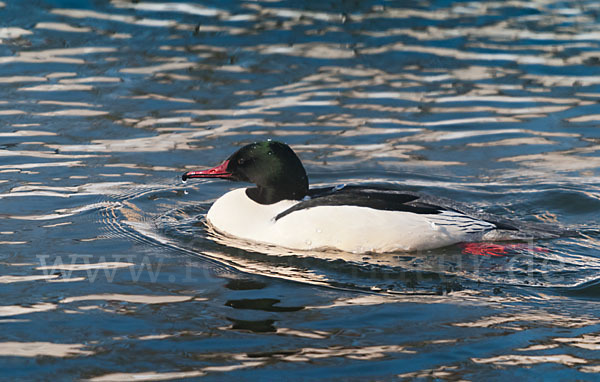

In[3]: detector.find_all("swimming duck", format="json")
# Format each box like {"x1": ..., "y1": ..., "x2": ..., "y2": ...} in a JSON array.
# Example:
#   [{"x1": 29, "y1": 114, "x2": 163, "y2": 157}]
[{"x1": 182, "y1": 140, "x2": 519, "y2": 253}]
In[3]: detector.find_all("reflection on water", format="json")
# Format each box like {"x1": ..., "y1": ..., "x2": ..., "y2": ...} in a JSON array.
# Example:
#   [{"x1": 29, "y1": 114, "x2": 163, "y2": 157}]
[{"x1": 1, "y1": 0, "x2": 600, "y2": 380}]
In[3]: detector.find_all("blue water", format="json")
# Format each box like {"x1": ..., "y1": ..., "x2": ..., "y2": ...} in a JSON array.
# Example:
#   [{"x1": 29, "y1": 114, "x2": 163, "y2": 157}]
[{"x1": 1, "y1": 0, "x2": 600, "y2": 380}]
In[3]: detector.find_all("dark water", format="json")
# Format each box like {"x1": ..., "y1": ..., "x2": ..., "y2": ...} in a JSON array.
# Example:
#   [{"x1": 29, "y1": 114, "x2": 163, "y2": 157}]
[{"x1": 2, "y1": 0, "x2": 600, "y2": 380}]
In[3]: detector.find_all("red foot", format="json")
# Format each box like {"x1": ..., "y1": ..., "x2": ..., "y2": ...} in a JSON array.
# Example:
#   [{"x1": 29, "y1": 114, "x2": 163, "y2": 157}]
[{"x1": 459, "y1": 243, "x2": 548, "y2": 257}]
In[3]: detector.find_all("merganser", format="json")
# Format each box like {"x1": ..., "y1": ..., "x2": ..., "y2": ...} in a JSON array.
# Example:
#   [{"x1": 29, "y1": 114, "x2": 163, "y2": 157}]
[{"x1": 182, "y1": 140, "x2": 520, "y2": 253}]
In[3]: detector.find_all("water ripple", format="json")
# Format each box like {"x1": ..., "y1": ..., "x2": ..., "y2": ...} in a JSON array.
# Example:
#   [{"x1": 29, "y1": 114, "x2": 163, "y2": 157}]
[{"x1": 2, "y1": 0, "x2": 600, "y2": 380}]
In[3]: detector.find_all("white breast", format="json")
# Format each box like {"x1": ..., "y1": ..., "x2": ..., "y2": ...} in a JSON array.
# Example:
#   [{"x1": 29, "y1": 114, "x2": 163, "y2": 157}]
[{"x1": 206, "y1": 188, "x2": 495, "y2": 253}]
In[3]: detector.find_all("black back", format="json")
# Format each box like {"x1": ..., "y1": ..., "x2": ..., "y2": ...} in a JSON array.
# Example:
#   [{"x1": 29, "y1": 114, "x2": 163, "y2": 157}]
[
  {"x1": 274, "y1": 185, "x2": 519, "y2": 231},
  {"x1": 275, "y1": 185, "x2": 444, "y2": 221}
]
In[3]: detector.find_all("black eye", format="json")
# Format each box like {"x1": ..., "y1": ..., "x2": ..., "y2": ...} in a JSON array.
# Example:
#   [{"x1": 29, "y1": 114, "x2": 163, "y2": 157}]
[{"x1": 237, "y1": 158, "x2": 245, "y2": 165}]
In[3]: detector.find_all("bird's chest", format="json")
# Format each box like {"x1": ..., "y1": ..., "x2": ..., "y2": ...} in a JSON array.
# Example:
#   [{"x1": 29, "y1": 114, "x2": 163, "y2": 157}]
[{"x1": 206, "y1": 188, "x2": 296, "y2": 237}]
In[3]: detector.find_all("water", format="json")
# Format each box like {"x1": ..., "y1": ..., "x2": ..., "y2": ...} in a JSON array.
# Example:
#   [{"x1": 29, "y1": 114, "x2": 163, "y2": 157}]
[{"x1": 2, "y1": 0, "x2": 600, "y2": 380}]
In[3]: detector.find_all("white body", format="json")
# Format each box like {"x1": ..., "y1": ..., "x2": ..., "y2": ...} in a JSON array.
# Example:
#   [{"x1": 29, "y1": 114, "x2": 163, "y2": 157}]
[{"x1": 206, "y1": 188, "x2": 496, "y2": 253}]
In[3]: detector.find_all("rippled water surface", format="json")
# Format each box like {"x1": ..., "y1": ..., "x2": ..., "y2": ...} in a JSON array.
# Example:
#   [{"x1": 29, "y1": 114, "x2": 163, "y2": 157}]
[{"x1": 2, "y1": 0, "x2": 600, "y2": 380}]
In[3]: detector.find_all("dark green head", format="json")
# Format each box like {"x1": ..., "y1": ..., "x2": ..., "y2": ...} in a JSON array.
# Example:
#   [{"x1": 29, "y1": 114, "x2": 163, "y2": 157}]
[{"x1": 182, "y1": 141, "x2": 309, "y2": 204}]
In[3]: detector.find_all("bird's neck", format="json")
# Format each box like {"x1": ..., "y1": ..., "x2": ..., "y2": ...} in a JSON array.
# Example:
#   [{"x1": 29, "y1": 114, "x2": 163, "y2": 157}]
[{"x1": 246, "y1": 184, "x2": 306, "y2": 205}]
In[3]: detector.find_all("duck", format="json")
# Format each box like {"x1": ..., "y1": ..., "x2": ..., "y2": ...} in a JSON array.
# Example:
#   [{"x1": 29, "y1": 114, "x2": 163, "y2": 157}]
[{"x1": 182, "y1": 140, "x2": 523, "y2": 253}]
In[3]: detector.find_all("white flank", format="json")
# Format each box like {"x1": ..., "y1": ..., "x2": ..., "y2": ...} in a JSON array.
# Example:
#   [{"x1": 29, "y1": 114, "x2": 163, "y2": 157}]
[{"x1": 207, "y1": 188, "x2": 495, "y2": 253}]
